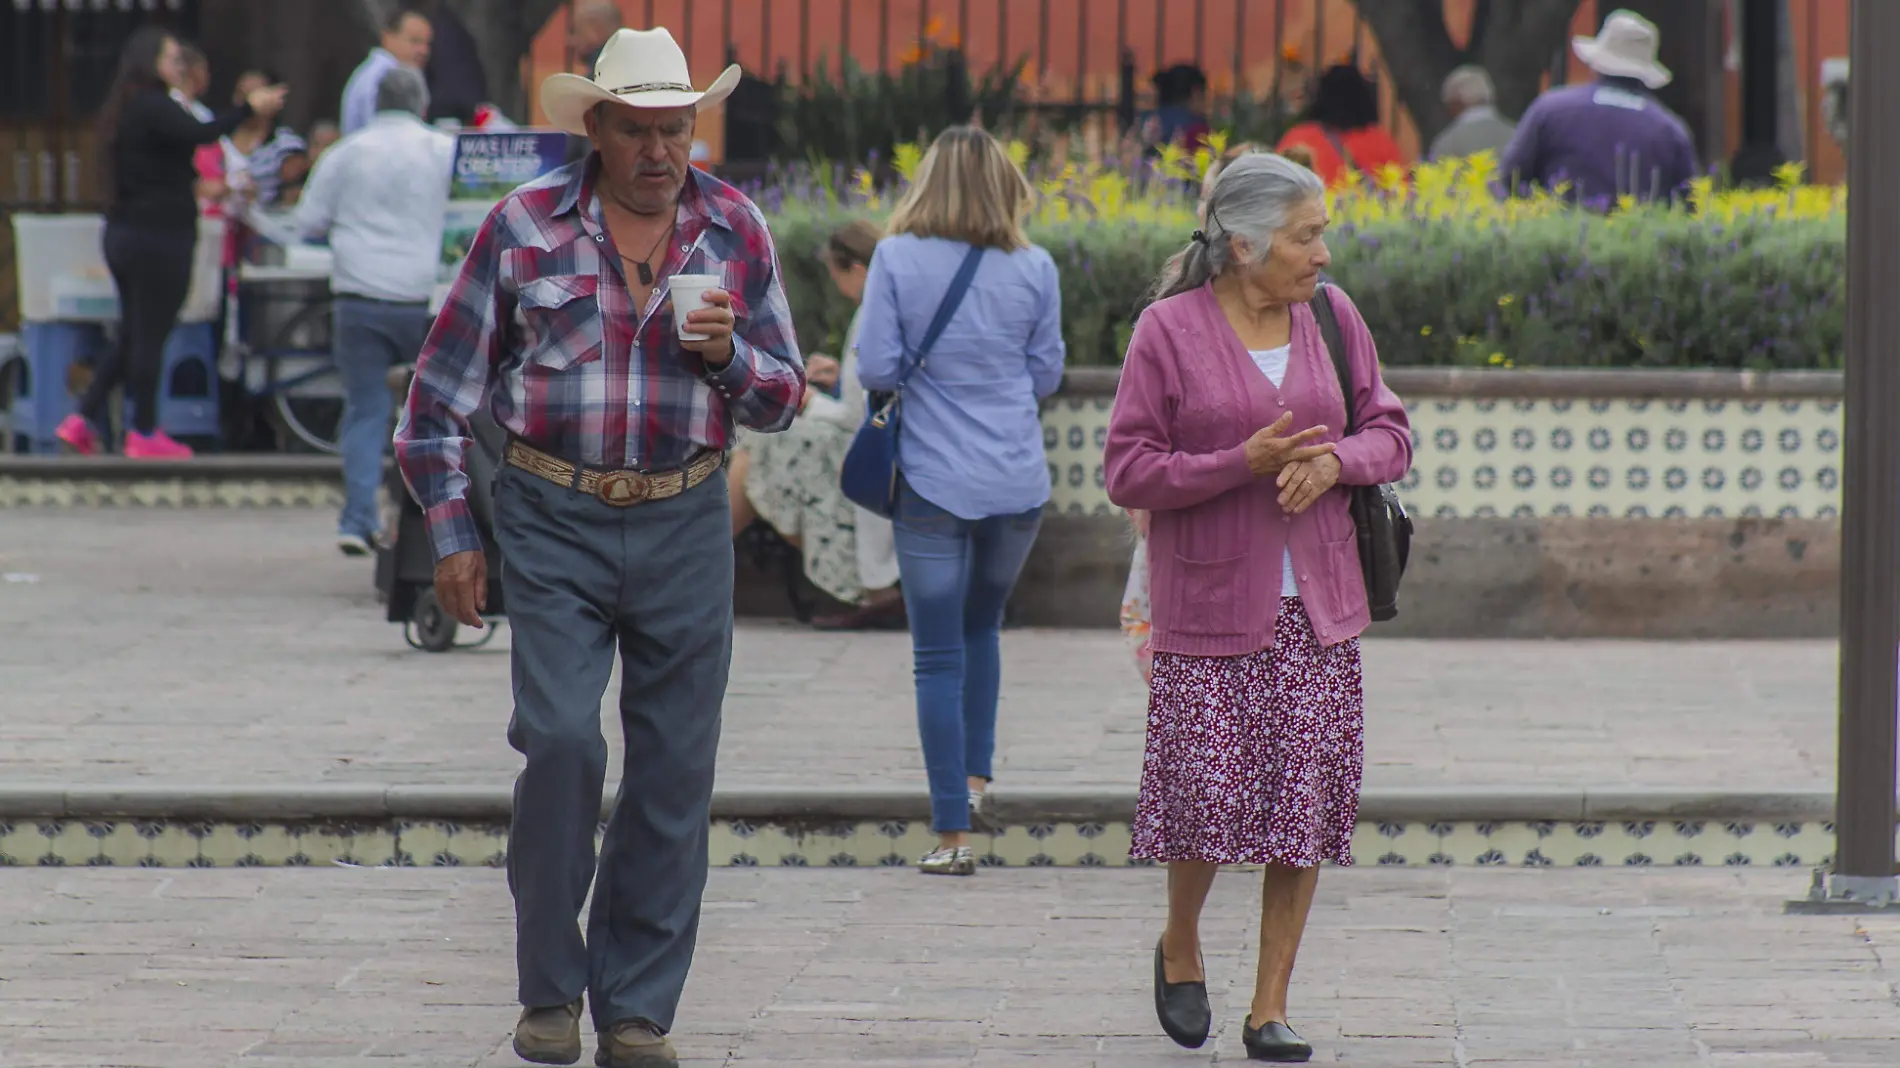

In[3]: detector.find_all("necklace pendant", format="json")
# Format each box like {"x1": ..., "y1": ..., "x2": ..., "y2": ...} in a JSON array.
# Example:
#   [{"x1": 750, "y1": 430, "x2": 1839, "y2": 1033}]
[{"x1": 636, "y1": 262, "x2": 654, "y2": 286}]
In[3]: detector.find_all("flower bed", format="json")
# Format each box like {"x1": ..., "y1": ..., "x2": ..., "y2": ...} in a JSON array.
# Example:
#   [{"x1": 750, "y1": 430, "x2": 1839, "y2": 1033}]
[{"x1": 761, "y1": 147, "x2": 1845, "y2": 370}]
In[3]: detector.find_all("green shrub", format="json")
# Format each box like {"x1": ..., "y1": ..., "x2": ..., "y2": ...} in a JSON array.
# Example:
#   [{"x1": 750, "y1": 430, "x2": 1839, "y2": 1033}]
[{"x1": 766, "y1": 205, "x2": 1846, "y2": 370}]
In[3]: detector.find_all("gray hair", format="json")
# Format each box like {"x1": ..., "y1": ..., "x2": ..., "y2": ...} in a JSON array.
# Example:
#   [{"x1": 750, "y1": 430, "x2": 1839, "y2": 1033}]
[
  {"x1": 375, "y1": 65, "x2": 430, "y2": 117},
  {"x1": 1442, "y1": 65, "x2": 1496, "y2": 108},
  {"x1": 1148, "y1": 153, "x2": 1325, "y2": 304}
]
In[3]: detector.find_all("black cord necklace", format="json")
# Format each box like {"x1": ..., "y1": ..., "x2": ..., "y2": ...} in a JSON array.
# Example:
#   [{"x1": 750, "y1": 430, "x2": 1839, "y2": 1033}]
[{"x1": 619, "y1": 224, "x2": 673, "y2": 286}]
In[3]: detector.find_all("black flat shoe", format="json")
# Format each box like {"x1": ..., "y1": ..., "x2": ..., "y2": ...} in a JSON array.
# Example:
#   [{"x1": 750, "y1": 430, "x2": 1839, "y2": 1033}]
[
  {"x1": 1151, "y1": 939, "x2": 1210, "y2": 1049},
  {"x1": 1242, "y1": 1017, "x2": 1313, "y2": 1062}
]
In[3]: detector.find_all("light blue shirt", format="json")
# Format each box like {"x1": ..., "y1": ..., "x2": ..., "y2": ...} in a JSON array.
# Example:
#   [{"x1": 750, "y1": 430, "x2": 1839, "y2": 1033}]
[
  {"x1": 340, "y1": 48, "x2": 400, "y2": 135},
  {"x1": 293, "y1": 112, "x2": 454, "y2": 303},
  {"x1": 855, "y1": 234, "x2": 1066, "y2": 520}
]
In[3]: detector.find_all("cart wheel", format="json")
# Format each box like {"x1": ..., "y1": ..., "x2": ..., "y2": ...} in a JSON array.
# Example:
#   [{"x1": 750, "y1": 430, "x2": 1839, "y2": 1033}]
[{"x1": 409, "y1": 589, "x2": 458, "y2": 653}]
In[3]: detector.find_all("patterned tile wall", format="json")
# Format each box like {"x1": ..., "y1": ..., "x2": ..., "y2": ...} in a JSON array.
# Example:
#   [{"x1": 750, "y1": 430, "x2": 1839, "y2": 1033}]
[
  {"x1": 4, "y1": 393, "x2": 1845, "y2": 522},
  {"x1": 0, "y1": 818, "x2": 1886, "y2": 870},
  {"x1": 1042, "y1": 395, "x2": 1846, "y2": 520}
]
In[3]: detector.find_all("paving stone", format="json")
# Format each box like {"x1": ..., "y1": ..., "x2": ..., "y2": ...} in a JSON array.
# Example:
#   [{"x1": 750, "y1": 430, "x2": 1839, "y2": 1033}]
[
  {"x1": 0, "y1": 510, "x2": 1845, "y2": 792},
  {"x1": 0, "y1": 867, "x2": 1893, "y2": 1066}
]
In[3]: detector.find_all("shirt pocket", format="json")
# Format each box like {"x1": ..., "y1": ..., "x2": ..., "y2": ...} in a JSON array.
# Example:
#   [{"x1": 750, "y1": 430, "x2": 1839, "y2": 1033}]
[
  {"x1": 1154, "y1": 553, "x2": 1247, "y2": 637},
  {"x1": 515, "y1": 274, "x2": 603, "y2": 371}
]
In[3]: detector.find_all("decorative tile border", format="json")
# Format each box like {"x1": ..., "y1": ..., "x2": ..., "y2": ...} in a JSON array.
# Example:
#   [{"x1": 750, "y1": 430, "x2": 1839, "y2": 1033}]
[
  {"x1": 0, "y1": 476, "x2": 342, "y2": 508},
  {"x1": 3, "y1": 371, "x2": 1854, "y2": 521},
  {"x1": 0, "y1": 817, "x2": 1887, "y2": 870},
  {"x1": 1041, "y1": 395, "x2": 1847, "y2": 520}
]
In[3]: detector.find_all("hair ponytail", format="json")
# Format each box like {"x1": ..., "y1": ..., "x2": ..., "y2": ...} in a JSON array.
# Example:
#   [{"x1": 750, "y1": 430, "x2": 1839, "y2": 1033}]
[
  {"x1": 1146, "y1": 236, "x2": 1219, "y2": 308},
  {"x1": 1137, "y1": 152, "x2": 1327, "y2": 313}
]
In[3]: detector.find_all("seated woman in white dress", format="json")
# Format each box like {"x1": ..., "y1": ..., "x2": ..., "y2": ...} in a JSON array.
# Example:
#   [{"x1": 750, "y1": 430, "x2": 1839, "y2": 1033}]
[{"x1": 728, "y1": 220, "x2": 904, "y2": 630}]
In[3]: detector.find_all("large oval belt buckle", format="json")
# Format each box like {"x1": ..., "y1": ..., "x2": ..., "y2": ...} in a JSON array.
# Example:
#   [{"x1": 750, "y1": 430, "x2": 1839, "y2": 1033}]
[{"x1": 595, "y1": 471, "x2": 650, "y2": 507}]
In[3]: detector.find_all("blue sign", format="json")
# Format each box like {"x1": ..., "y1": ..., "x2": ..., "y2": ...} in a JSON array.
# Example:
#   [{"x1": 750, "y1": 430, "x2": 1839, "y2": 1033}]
[{"x1": 448, "y1": 131, "x2": 568, "y2": 201}]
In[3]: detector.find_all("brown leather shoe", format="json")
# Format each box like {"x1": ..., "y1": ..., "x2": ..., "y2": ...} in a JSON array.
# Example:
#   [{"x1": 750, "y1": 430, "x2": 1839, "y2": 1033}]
[
  {"x1": 512, "y1": 999, "x2": 583, "y2": 1065},
  {"x1": 593, "y1": 1019, "x2": 678, "y2": 1068}
]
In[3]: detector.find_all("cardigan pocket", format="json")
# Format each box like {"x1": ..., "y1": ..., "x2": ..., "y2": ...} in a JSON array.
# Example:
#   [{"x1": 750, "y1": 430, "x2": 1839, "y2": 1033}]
[{"x1": 1159, "y1": 553, "x2": 1246, "y2": 636}]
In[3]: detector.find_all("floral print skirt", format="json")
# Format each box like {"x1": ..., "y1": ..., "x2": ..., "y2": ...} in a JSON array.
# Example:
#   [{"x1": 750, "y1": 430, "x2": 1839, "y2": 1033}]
[{"x1": 1130, "y1": 599, "x2": 1365, "y2": 867}]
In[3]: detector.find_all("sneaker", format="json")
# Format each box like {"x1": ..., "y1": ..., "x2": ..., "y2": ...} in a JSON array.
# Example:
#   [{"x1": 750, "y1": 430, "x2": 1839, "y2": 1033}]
[
  {"x1": 53, "y1": 414, "x2": 98, "y2": 456},
  {"x1": 512, "y1": 999, "x2": 583, "y2": 1065},
  {"x1": 123, "y1": 430, "x2": 193, "y2": 460},
  {"x1": 336, "y1": 532, "x2": 381, "y2": 557},
  {"x1": 968, "y1": 789, "x2": 998, "y2": 834}
]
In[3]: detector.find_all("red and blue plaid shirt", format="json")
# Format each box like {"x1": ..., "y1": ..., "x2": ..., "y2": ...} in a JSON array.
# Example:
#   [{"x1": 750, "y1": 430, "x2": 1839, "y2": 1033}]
[{"x1": 394, "y1": 159, "x2": 804, "y2": 560}]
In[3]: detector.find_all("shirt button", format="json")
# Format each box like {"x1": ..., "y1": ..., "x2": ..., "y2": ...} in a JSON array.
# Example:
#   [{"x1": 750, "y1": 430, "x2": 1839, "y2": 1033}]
[
  {"x1": 593, "y1": 234, "x2": 603, "y2": 242},
  {"x1": 1277, "y1": 399, "x2": 1286, "y2": 407}
]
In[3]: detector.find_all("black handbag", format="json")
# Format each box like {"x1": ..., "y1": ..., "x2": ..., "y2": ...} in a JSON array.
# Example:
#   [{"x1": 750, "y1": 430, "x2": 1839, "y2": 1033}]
[{"x1": 1309, "y1": 283, "x2": 1413, "y2": 622}]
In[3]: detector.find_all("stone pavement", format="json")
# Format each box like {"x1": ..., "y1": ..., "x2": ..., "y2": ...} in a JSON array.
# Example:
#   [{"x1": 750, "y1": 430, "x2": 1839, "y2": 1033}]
[
  {"x1": 0, "y1": 509, "x2": 1840, "y2": 790},
  {"x1": 1, "y1": 866, "x2": 1897, "y2": 1067}
]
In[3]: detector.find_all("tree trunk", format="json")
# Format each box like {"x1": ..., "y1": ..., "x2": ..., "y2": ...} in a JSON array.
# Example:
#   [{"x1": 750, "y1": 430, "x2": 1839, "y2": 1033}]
[
  {"x1": 1353, "y1": 0, "x2": 1586, "y2": 143},
  {"x1": 439, "y1": 0, "x2": 570, "y2": 122}
]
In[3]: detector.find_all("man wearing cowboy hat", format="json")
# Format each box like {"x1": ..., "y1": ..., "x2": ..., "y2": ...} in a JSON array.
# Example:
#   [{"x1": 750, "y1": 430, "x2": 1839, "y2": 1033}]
[
  {"x1": 393, "y1": 26, "x2": 803, "y2": 1068},
  {"x1": 1498, "y1": 8, "x2": 1699, "y2": 206}
]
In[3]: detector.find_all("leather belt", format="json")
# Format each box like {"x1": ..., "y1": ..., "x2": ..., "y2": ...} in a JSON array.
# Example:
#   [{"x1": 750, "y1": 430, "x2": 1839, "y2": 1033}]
[{"x1": 505, "y1": 438, "x2": 724, "y2": 508}]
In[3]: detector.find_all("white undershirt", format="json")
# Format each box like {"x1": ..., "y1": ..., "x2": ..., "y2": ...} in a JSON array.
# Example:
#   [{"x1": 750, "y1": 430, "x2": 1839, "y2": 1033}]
[{"x1": 1248, "y1": 346, "x2": 1302, "y2": 598}]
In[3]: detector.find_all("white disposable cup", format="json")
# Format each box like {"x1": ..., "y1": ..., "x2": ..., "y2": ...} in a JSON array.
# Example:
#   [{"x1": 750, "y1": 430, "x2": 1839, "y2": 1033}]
[{"x1": 669, "y1": 274, "x2": 721, "y2": 341}]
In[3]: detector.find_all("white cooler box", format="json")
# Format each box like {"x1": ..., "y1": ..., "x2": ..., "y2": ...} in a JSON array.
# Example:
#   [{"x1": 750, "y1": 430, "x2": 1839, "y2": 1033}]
[{"x1": 11, "y1": 213, "x2": 226, "y2": 324}]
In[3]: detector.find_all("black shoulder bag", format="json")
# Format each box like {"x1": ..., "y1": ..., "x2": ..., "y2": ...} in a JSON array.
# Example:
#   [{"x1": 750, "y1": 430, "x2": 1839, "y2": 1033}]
[{"x1": 1309, "y1": 283, "x2": 1413, "y2": 622}]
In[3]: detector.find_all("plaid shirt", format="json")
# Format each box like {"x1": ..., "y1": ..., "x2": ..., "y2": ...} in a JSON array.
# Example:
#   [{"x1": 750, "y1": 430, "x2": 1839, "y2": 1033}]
[{"x1": 395, "y1": 160, "x2": 804, "y2": 561}]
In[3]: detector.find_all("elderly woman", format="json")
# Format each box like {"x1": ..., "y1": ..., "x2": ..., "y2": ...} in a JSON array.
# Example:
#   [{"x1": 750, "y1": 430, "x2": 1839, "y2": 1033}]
[{"x1": 1104, "y1": 153, "x2": 1411, "y2": 1062}]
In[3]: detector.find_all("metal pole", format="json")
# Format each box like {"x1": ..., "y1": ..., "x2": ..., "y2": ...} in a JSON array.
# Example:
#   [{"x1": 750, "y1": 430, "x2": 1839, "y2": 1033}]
[{"x1": 1822, "y1": 0, "x2": 1900, "y2": 908}]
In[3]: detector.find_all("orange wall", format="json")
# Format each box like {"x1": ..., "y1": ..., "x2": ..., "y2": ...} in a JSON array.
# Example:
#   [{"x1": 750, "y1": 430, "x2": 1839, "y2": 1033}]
[{"x1": 526, "y1": 0, "x2": 1849, "y2": 182}]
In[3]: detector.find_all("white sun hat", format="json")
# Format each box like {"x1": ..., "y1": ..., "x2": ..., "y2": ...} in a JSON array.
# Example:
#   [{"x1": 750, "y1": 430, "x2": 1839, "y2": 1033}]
[
  {"x1": 1572, "y1": 9, "x2": 1673, "y2": 90},
  {"x1": 540, "y1": 27, "x2": 741, "y2": 137}
]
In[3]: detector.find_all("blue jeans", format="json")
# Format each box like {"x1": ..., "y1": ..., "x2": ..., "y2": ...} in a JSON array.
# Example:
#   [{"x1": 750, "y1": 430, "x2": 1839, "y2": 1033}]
[
  {"x1": 332, "y1": 297, "x2": 431, "y2": 538},
  {"x1": 891, "y1": 481, "x2": 1043, "y2": 833}
]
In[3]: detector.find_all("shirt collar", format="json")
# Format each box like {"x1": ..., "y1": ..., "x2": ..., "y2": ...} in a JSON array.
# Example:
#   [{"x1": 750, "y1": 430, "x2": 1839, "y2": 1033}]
[
  {"x1": 554, "y1": 154, "x2": 733, "y2": 233},
  {"x1": 369, "y1": 110, "x2": 427, "y2": 128}
]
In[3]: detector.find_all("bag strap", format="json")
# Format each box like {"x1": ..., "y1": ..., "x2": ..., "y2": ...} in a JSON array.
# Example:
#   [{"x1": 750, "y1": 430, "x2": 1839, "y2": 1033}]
[
  {"x1": 1320, "y1": 127, "x2": 1363, "y2": 177},
  {"x1": 1309, "y1": 283, "x2": 1358, "y2": 436},
  {"x1": 893, "y1": 245, "x2": 986, "y2": 392}
]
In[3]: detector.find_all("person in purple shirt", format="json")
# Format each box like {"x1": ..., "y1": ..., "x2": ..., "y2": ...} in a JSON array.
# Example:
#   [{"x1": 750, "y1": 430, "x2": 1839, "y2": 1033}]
[{"x1": 1499, "y1": 9, "x2": 1699, "y2": 206}]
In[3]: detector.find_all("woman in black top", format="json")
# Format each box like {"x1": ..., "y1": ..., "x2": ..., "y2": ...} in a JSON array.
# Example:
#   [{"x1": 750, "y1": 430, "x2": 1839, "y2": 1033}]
[{"x1": 55, "y1": 27, "x2": 285, "y2": 458}]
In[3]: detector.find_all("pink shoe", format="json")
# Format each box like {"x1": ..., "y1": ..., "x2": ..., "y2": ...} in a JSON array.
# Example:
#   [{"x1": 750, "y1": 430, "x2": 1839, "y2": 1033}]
[
  {"x1": 123, "y1": 430, "x2": 195, "y2": 460},
  {"x1": 54, "y1": 414, "x2": 98, "y2": 456}
]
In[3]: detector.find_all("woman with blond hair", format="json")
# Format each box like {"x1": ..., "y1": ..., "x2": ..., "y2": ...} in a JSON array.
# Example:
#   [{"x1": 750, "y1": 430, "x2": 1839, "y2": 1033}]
[{"x1": 854, "y1": 124, "x2": 1066, "y2": 876}]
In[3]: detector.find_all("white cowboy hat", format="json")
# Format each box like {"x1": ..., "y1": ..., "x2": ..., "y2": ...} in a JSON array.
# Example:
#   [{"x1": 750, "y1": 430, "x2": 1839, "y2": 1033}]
[
  {"x1": 540, "y1": 27, "x2": 741, "y2": 137},
  {"x1": 1573, "y1": 10, "x2": 1672, "y2": 90}
]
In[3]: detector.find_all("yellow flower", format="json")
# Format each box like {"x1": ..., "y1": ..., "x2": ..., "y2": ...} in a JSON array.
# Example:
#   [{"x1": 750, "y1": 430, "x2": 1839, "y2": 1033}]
[
  {"x1": 1419, "y1": 325, "x2": 1433, "y2": 337},
  {"x1": 1497, "y1": 294, "x2": 1515, "y2": 307},
  {"x1": 1488, "y1": 352, "x2": 1506, "y2": 365},
  {"x1": 892, "y1": 142, "x2": 924, "y2": 181}
]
